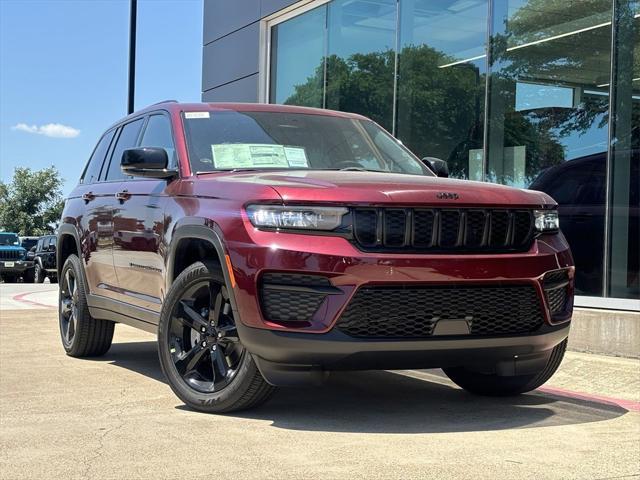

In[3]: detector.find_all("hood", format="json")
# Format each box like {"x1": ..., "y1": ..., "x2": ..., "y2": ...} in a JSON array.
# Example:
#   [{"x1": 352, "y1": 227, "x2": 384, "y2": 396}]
[
  {"x1": 0, "y1": 245, "x2": 26, "y2": 252},
  {"x1": 211, "y1": 170, "x2": 555, "y2": 208}
]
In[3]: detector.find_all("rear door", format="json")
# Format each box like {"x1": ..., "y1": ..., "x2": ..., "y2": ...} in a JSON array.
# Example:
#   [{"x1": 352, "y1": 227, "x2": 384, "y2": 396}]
[
  {"x1": 111, "y1": 113, "x2": 175, "y2": 312},
  {"x1": 74, "y1": 128, "x2": 121, "y2": 299},
  {"x1": 84, "y1": 118, "x2": 145, "y2": 300}
]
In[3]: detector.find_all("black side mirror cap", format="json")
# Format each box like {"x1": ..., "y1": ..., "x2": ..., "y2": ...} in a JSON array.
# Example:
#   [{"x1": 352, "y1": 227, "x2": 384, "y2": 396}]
[
  {"x1": 121, "y1": 147, "x2": 177, "y2": 179},
  {"x1": 422, "y1": 157, "x2": 449, "y2": 178}
]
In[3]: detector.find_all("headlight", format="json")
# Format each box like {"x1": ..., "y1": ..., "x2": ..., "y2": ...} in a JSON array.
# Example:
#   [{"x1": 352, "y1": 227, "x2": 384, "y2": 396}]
[
  {"x1": 534, "y1": 209, "x2": 559, "y2": 232},
  {"x1": 246, "y1": 205, "x2": 348, "y2": 231}
]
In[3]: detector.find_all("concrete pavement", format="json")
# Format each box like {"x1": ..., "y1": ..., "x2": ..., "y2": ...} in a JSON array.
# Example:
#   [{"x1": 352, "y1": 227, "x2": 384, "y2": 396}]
[{"x1": 1, "y1": 284, "x2": 639, "y2": 480}]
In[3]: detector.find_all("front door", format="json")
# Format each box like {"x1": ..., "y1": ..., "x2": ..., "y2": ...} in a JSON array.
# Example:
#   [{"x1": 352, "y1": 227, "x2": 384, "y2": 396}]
[{"x1": 111, "y1": 113, "x2": 176, "y2": 313}]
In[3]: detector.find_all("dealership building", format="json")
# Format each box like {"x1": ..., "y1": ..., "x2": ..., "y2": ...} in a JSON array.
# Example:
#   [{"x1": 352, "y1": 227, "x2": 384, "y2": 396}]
[{"x1": 202, "y1": 0, "x2": 639, "y2": 316}]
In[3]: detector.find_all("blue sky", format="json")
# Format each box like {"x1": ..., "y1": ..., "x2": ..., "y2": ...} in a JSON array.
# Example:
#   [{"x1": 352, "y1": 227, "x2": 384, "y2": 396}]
[{"x1": 0, "y1": 0, "x2": 203, "y2": 195}]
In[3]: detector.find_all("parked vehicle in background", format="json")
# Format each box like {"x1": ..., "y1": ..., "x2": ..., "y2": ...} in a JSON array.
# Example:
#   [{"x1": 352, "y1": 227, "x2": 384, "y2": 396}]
[
  {"x1": 530, "y1": 150, "x2": 639, "y2": 298},
  {"x1": 33, "y1": 235, "x2": 58, "y2": 283},
  {"x1": 57, "y1": 102, "x2": 574, "y2": 413},
  {"x1": 20, "y1": 236, "x2": 39, "y2": 283},
  {"x1": 0, "y1": 232, "x2": 29, "y2": 283},
  {"x1": 21, "y1": 236, "x2": 39, "y2": 252}
]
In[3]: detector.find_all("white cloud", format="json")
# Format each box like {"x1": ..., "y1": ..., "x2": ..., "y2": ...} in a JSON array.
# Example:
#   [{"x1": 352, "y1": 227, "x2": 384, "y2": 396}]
[{"x1": 12, "y1": 122, "x2": 80, "y2": 138}]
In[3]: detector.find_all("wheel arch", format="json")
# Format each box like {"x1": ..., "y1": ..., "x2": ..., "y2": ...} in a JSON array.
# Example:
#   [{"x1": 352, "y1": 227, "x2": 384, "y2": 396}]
[
  {"x1": 166, "y1": 224, "x2": 239, "y2": 316},
  {"x1": 57, "y1": 224, "x2": 82, "y2": 279}
]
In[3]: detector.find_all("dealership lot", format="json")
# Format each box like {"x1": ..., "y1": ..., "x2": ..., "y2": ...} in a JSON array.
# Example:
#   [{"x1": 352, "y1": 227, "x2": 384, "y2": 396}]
[{"x1": 1, "y1": 284, "x2": 639, "y2": 480}]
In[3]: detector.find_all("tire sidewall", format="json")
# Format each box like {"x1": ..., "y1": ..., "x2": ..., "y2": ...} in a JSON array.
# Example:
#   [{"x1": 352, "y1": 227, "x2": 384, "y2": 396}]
[
  {"x1": 59, "y1": 255, "x2": 89, "y2": 354},
  {"x1": 157, "y1": 262, "x2": 261, "y2": 413}
]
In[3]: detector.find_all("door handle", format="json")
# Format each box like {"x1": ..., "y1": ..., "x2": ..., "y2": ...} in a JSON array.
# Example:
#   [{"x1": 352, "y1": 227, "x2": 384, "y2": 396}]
[
  {"x1": 115, "y1": 189, "x2": 131, "y2": 202},
  {"x1": 82, "y1": 192, "x2": 95, "y2": 203}
]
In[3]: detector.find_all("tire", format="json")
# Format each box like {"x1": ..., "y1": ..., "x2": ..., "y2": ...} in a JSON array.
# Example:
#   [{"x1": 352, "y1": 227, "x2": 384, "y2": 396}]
[
  {"x1": 3, "y1": 275, "x2": 17, "y2": 283},
  {"x1": 34, "y1": 263, "x2": 45, "y2": 283},
  {"x1": 23, "y1": 268, "x2": 35, "y2": 283},
  {"x1": 158, "y1": 261, "x2": 276, "y2": 413},
  {"x1": 59, "y1": 254, "x2": 115, "y2": 357},
  {"x1": 443, "y1": 338, "x2": 568, "y2": 396}
]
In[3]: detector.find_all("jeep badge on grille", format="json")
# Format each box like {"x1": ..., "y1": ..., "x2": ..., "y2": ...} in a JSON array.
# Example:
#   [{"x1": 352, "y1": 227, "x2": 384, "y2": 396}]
[{"x1": 437, "y1": 192, "x2": 459, "y2": 200}]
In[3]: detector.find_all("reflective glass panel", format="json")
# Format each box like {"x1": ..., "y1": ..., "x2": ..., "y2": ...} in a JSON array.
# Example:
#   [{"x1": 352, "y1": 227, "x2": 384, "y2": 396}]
[
  {"x1": 488, "y1": 0, "x2": 613, "y2": 296},
  {"x1": 608, "y1": 0, "x2": 639, "y2": 299},
  {"x1": 270, "y1": 5, "x2": 327, "y2": 107},
  {"x1": 397, "y1": 0, "x2": 489, "y2": 180},
  {"x1": 325, "y1": 0, "x2": 397, "y2": 130}
]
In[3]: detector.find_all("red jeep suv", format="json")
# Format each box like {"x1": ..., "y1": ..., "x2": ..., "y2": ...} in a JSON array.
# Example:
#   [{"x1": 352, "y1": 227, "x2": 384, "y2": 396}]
[{"x1": 57, "y1": 102, "x2": 573, "y2": 413}]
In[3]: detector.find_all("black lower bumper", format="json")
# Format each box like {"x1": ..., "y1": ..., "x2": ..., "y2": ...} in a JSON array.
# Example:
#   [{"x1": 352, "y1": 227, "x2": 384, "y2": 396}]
[
  {"x1": 236, "y1": 322, "x2": 571, "y2": 386},
  {"x1": 0, "y1": 261, "x2": 32, "y2": 274}
]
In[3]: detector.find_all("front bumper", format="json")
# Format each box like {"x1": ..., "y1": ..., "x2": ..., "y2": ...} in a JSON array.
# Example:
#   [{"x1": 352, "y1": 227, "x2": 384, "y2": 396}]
[
  {"x1": 227, "y1": 229, "x2": 574, "y2": 333},
  {"x1": 0, "y1": 260, "x2": 32, "y2": 274},
  {"x1": 222, "y1": 227, "x2": 574, "y2": 386},
  {"x1": 238, "y1": 321, "x2": 570, "y2": 386}
]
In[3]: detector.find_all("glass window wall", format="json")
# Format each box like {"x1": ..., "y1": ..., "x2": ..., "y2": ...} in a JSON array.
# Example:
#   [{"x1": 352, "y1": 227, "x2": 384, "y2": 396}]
[{"x1": 267, "y1": 0, "x2": 640, "y2": 302}]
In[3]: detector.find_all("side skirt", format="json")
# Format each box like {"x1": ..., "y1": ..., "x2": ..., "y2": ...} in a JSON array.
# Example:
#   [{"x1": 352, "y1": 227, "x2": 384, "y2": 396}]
[{"x1": 87, "y1": 294, "x2": 159, "y2": 334}]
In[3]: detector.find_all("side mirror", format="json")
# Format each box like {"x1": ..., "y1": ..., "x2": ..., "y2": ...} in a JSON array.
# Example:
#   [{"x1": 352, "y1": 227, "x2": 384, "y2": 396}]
[
  {"x1": 121, "y1": 147, "x2": 177, "y2": 179},
  {"x1": 422, "y1": 157, "x2": 449, "y2": 178}
]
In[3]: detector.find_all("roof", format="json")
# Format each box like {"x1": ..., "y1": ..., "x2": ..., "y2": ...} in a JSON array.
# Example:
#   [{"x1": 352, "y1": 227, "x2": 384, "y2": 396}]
[{"x1": 112, "y1": 101, "x2": 370, "y2": 128}]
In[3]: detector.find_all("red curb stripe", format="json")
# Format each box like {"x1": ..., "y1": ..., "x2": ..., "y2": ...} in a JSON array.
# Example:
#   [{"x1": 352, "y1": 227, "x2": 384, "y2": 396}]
[
  {"x1": 538, "y1": 385, "x2": 640, "y2": 412},
  {"x1": 12, "y1": 290, "x2": 57, "y2": 309}
]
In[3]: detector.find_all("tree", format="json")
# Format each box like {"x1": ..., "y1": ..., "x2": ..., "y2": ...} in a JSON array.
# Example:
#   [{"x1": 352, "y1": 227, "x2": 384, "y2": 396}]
[{"x1": 0, "y1": 166, "x2": 65, "y2": 235}]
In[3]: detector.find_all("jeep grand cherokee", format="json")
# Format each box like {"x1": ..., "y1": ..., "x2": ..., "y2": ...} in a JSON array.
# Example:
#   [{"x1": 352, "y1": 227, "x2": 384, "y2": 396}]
[{"x1": 57, "y1": 102, "x2": 573, "y2": 413}]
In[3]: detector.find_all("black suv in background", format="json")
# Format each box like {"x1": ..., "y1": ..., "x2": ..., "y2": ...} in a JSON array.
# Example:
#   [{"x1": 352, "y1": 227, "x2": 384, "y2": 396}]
[{"x1": 33, "y1": 235, "x2": 57, "y2": 283}]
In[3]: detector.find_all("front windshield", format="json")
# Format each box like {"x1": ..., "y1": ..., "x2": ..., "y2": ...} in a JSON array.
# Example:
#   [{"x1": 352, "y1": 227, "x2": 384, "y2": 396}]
[
  {"x1": 21, "y1": 238, "x2": 37, "y2": 250},
  {"x1": 0, "y1": 233, "x2": 19, "y2": 246},
  {"x1": 182, "y1": 110, "x2": 431, "y2": 176}
]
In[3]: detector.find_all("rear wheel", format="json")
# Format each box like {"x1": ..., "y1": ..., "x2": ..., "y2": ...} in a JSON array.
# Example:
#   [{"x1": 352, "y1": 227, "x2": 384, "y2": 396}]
[
  {"x1": 59, "y1": 254, "x2": 114, "y2": 357},
  {"x1": 158, "y1": 261, "x2": 275, "y2": 413},
  {"x1": 443, "y1": 339, "x2": 567, "y2": 396}
]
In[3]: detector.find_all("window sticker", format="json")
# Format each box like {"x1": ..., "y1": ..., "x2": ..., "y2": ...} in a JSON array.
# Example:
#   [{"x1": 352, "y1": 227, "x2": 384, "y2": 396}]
[
  {"x1": 211, "y1": 144, "x2": 253, "y2": 169},
  {"x1": 284, "y1": 146, "x2": 309, "y2": 167},
  {"x1": 211, "y1": 144, "x2": 291, "y2": 169},
  {"x1": 248, "y1": 144, "x2": 289, "y2": 167},
  {"x1": 184, "y1": 111, "x2": 210, "y2": 119}
]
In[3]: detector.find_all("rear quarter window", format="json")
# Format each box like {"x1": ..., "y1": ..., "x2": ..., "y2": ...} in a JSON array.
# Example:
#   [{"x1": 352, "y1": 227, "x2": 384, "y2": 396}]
[{"x1": 81, "y1": 129, "x2": 116, "y2": 184}]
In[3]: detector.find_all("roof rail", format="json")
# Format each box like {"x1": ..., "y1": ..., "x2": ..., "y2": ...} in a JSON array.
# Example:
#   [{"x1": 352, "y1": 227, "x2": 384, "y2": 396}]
[{"x1": 149, "y1": 99, "x2": 178, "y2": 106}]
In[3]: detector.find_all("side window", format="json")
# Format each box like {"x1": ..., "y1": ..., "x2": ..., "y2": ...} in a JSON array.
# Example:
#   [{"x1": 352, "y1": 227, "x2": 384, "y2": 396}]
[
  {"x1": 104, "y1": 118, "x2": 145, "y2": 182},
  {"x1": 81, "y1": 129, "x2": 116, "y2": 184},
  {"x1": 140, "y1": 114, "x2": 176, "y2": 167},
  {"x1": 36, "y1": 239, "x2": 43, "y2": 252}
]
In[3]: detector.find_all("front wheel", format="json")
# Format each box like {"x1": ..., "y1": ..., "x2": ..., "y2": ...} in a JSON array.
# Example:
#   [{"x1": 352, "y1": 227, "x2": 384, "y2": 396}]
[
  {"x1": 158, "y1": 261, "x2": 275, "y2": 413},
  {"x1": 23, "y1": 268, "x2": 35, "y2": 283},
  {"x1": 443, "y1": 339, "x2": 568, "y2": 396},
  {"x1": 34, "y1": 264, "x2": 45, "y2": 283}
]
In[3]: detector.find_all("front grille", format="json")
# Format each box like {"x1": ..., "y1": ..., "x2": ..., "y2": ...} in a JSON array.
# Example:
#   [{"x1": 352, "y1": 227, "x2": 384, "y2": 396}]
[
  {"x1": 260, "y1": 273, "x2": 331, "y2": 323},
  {"x1": 0, "y1": 250, "x2": 21, "y2": 261},
  {"x1": 352, "y1": 208, "x2": 534, "y2": 253},
  {"x1": 336, "y1": 285, "x2": 544, "y2": 338},
  {"x1": 543, "y1": 269, "x2": 571, "y2": 318}
]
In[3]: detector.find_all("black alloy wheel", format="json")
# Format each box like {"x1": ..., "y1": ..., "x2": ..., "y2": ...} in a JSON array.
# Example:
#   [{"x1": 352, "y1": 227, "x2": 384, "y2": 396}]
[
  {"x1": 60, "y1": 267, "x2": 79, "y2": 346},
  {"x1": 158, "y1": 261, "x2": 275, "y2": 413},
  {"x1": 168, "y1": 279, "x2": 244, "y2": 393}
]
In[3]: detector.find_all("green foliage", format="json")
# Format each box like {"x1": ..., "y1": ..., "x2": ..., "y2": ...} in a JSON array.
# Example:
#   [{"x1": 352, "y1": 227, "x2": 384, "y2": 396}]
[{"x1": 0, "y1": 167, "x2": 64, "y2": 236}]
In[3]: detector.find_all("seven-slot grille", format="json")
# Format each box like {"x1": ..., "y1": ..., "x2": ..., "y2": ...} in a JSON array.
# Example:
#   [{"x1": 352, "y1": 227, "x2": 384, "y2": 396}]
[
  {"x1": 0, "y1": 250, "x2": 21, "y2": 261},
  {"x1": 352, "y1": 208, "x2": 534, "y2": 252}
]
